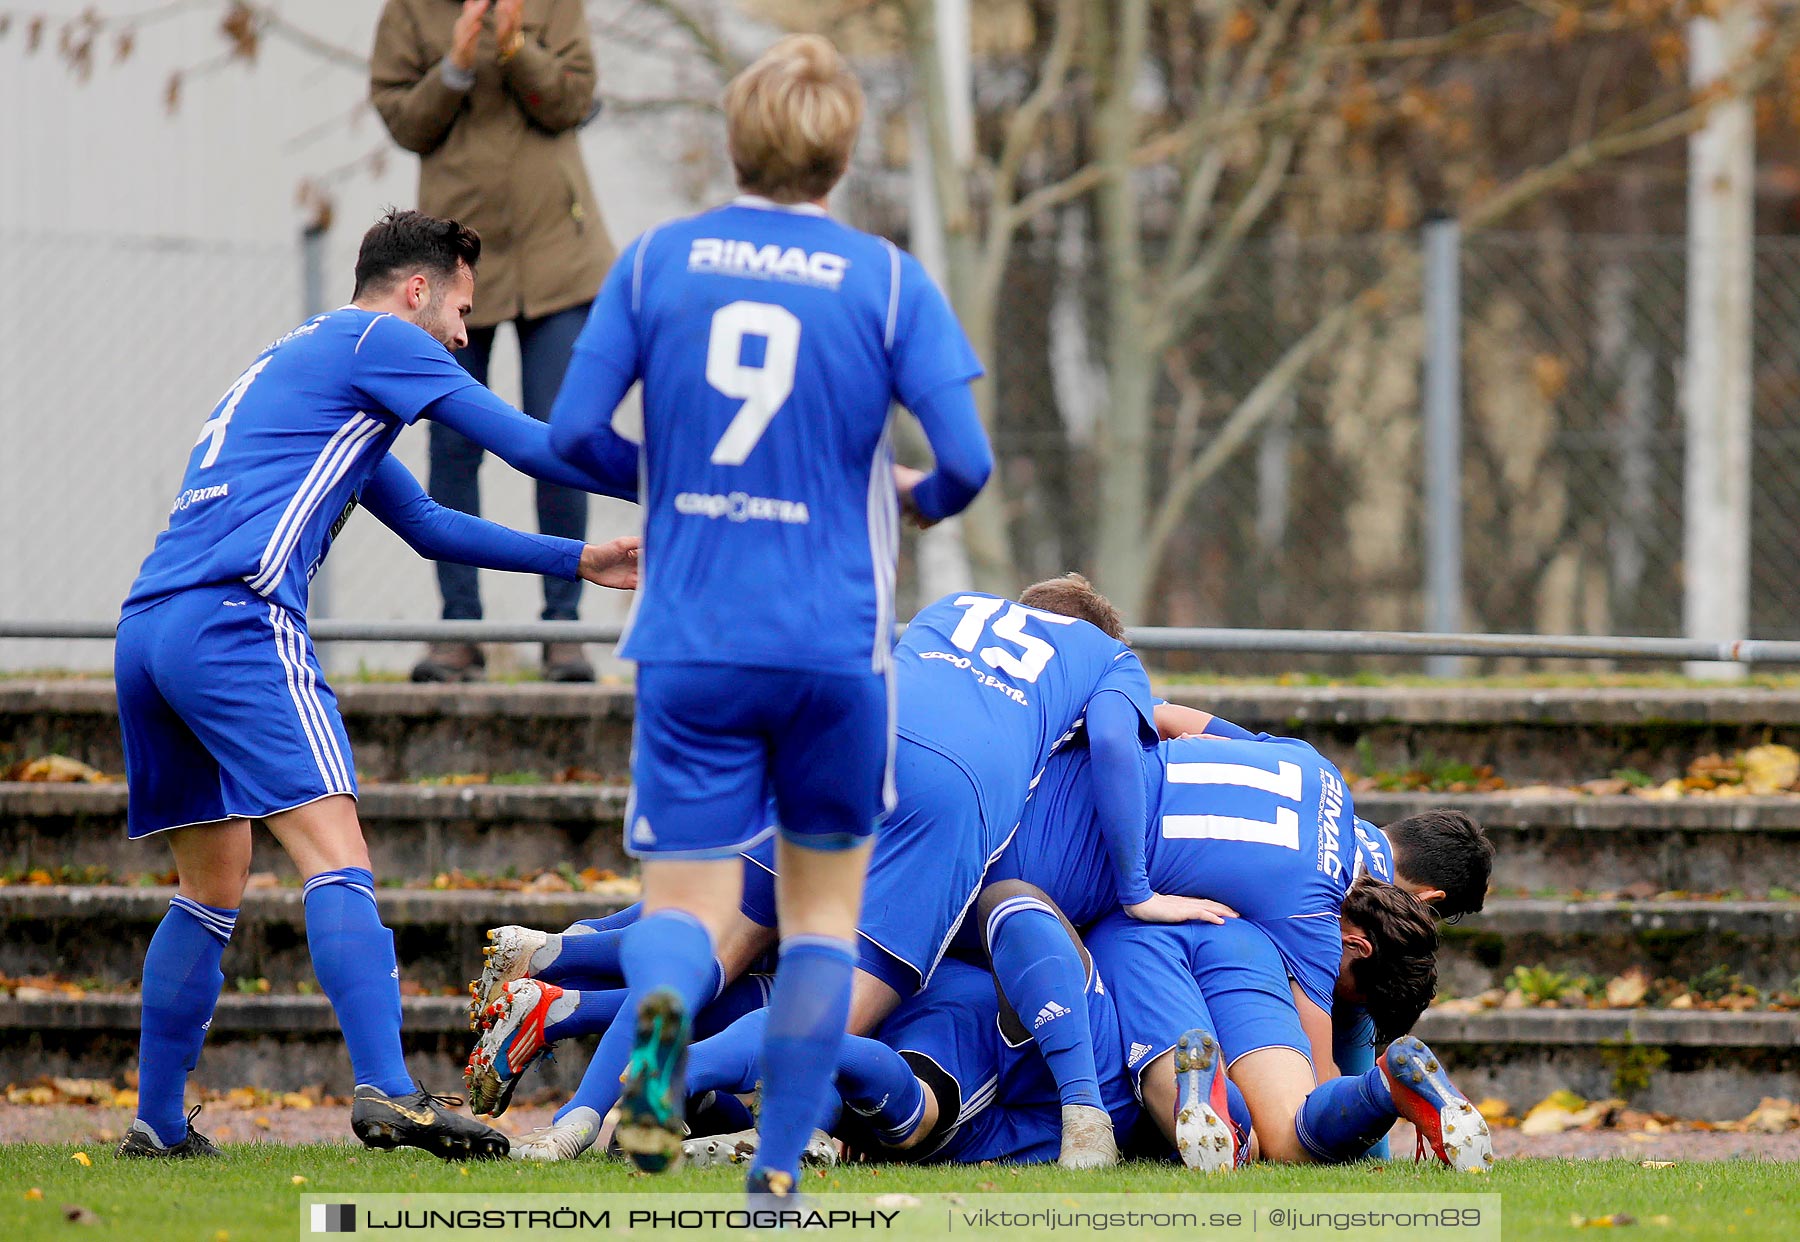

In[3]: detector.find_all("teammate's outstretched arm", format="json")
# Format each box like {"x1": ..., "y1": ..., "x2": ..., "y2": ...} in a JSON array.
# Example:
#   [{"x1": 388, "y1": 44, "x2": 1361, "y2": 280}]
[
  {"x1": 361, "y1": 454, "x2": 639, "y2": 588},
  {"x1": 547, "y1": 252, "x2": 645, "y2": 492},
  {"x1": 897, "y1": 382, "x2": 992, "y2": 526},
  {"x1": 421, "y1": 384, "x2": 637, "y2": 501}
]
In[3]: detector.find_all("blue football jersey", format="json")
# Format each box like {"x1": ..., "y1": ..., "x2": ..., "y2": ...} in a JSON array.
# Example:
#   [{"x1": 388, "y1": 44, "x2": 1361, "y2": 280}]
[
  {"x1": 571, "y1": 200, "x2": 983, "y2": 674},
  {"x1": 125, "y1": 309, "x2": 477, "y2": 618},
  {"x1": 1141, "y1": 733, "x2": 1358, "y2": 1011},
  {"x1": 894, "y1": 592, "x2": 1156, "y2": 839}
]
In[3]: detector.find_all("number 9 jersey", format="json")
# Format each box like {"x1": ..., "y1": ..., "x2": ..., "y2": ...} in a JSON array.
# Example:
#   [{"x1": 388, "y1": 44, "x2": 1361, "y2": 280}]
[{"x1": 569, "y1": 198, "x2": 984, "y2": 675}]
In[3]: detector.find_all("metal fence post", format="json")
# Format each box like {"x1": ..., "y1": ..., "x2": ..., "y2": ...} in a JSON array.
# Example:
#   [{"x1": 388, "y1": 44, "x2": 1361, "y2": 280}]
[
  {"x1": 1682, "y1": 7, "x2": 1757, "y2": 679},
  {"x1": 1422, "y1": 215, "x2": 1464, "y2": 677}
]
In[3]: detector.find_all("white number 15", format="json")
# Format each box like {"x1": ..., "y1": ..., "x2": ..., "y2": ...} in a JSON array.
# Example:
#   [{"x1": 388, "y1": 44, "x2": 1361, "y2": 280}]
[{"x1": 947, "y1": 596, "x2": 1077, "y2": 684}]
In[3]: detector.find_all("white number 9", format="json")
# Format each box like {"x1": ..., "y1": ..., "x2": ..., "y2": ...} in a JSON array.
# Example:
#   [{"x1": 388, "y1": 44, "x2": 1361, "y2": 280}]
[{"x1": 705, "y1": 300, "x2": 802, "y2": 465}]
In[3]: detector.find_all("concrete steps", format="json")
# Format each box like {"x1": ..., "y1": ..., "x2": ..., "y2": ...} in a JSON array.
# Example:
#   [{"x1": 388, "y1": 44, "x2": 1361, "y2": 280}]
[
  {"x1": 10, "y1": 782, "x2": 1800, "y2": 895},
  {"x1": 8, "y1": 679, "x2": 1800, "y2": 1114},
  {"x1": 7, "y1": 887, "x2": 1797, "y2": 997},
  {"x1": 2, "y1": 992, "x2": 1789, "y2": 1116},
  {"x1": 14, "y1": 680, "x2": 1800, "y2": 784}
]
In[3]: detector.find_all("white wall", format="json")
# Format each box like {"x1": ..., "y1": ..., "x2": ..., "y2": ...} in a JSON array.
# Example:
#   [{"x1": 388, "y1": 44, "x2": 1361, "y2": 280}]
[{"x1": 0, "y1": 0, "x2": 733, "y2": 674}]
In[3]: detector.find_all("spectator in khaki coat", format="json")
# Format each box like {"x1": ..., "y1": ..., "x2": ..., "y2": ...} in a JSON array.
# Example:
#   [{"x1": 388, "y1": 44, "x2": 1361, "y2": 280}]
[{"x1": 372, "y1": 0, "x2": 615, "y2": 683}]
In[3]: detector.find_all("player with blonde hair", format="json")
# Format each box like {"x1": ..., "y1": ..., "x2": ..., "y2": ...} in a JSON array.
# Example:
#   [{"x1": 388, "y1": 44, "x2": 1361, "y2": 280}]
[{"x1": 542, "y1": 34, "x2": 991, "y2": 1195}]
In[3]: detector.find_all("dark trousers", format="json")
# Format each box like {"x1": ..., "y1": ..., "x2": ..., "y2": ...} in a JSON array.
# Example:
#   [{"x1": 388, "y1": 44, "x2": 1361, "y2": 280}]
[{"x1": 430, "y1": 301, "x2": 591, "y2": 621}]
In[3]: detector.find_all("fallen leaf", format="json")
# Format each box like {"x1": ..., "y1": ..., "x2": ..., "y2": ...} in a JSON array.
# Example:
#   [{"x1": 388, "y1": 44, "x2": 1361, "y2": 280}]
[
  {"x1": 1741, "y1": 745, "x2": 1798, "y2": 795},
  {"x1": 1522, "y1": 1090, "x2": 1588, "y2": 1135},
  {"x1": 23, "y1": 1188, "x2": 42, "y2": 1201},
  {"x1": 69, "y1": 1151, "x2": 91, "y2": 1167},
  {"x1": 4, "y1": 755, "x2": 108, "y2": 783},
  {"x1": 62, "y1": 1205, "x2": 102, "y2": 1226},
  {"x1": 1669, "y1": 992, "x2": 1695, "y2": 1010},
  {"x1": 1606, "y1": 969, "x2": 1651, "y2": 1008},
  {"x1": 1641, "y1": 1160, "x2": 1675, "y2": 1168},
  {"x1": 1741, "y1": 1098, "x2": 1798, "y2": 1133},
  {"x1": 290, "y1": 1175, "x2": 307, "y2": 1185},
  {"x1": 1476, "y1": 1098, "x2": 1512, "y2": 1123}
]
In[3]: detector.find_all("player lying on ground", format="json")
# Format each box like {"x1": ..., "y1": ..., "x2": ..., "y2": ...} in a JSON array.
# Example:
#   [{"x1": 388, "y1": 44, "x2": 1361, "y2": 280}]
[
  {"x1": 663, "y1": 873, "x2": 1436, "y2": 1173},
  {"x1": 1089, "y1": 894, "x2": 1493, "y2": 1171},
  {"x1": 540, "y1": 35, "x2": 992, "y2": 1196},
  {"x1": 113, "y1": 209, "x2": 642, "y2": 1162},
  {"x1": 466, "y1": 576, "x2": 1233, "y2": 1166},
  {"x1": 980, "y1": 720, "x2": 1492, "y2": 1151}
]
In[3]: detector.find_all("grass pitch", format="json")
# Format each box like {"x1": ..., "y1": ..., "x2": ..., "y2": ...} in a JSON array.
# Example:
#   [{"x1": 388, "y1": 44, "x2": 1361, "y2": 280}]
[{"x1": 2, "y1": 1143, "x2": 1797, "y2": 1241}]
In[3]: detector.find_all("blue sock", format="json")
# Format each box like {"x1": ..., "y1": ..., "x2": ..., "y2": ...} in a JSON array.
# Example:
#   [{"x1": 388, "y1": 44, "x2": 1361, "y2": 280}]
[
  {"x1": 696, "y1": 973, "x2": 771, "y2": 1040},
  {"x1": 304, "y1": 867, "x2": 413, "y2": 1098},
  {"x1": 835, "y1": 1034, "x2": 926, "y2": 1145},
  {"x1": 568, "y1": 902, "x2": 642, "y2": 935},
  {"x1": 1226, "y1": 1080, "x2": 1253, "y2": 1167},
  {"x1": 544, "y1": 987, "x2": 628, "y2": 1042},
  {"x1": 555, "y1": 911, "x2": 717, "y2": 1123},
  {"x1": 687, "y1": 1008, "x2": 769, "y2": 1096},
  {"x1": 1295, "y1": 1065, "x2": 1396, "y2": 1162},
  {"x1": 538, "y1": 930, "x2": 627, "y2": 988},
  {"x1": 987, "y1": 897, "x2": 1102, "y2": 1110},
  {"x1": 751, "y1": 935, "x2": 855, "y2": 1183},
  {"x1": 137, "y1": 896, "x2": 236, "y2": 1146}
]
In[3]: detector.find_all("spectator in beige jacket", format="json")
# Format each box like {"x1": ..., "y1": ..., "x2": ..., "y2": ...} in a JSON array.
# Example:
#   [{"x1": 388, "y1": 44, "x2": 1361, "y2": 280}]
[{"x1": 372, "y1": 0, "x2": 615, "y2": 683}]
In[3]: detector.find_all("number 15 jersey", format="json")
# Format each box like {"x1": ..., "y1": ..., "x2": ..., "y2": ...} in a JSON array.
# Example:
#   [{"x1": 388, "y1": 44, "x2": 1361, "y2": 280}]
[{"x1": 572, "y1": 199, "x2": 984, "y2": 675}]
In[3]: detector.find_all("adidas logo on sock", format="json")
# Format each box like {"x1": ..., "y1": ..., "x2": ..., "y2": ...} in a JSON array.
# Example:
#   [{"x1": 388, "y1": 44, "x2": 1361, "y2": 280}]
[{"x1": 1033, "y1": 1001, "x2": 1072, "y2": 1029}]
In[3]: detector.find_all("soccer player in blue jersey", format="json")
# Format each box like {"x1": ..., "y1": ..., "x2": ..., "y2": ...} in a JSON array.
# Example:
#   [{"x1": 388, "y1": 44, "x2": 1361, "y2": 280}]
[
  {"x1": 982, "y1": 722, "x2": 1491, "y2": 1129},
  {"x1": 540, "y1": 36, "x2": 992, "y2": 1193},
  {"x1": 467, "y1": 577, "x2": 1187, "y2": 1166},
  {"x1": 113, "y1": 210, "x2": 643, "y2": 1161}
]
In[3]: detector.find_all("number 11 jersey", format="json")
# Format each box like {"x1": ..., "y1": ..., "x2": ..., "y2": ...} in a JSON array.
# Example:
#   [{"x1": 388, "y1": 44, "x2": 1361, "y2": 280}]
[{"x1": 574, "y1": 198, "x2": 983, "y2": 675}]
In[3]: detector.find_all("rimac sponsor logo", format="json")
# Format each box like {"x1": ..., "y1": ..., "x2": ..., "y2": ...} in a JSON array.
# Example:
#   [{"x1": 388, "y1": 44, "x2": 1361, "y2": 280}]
[
  {"x1": 674, "y1": 491, "x2": 811, "y2": 525},
  {"x1": 688, "y1": 238, "x2": 848, "y2": 289},
  {"x1": 1316, "y1": 768, "x2": 1346, "y2": 881},
  {"x1": 170, "y1": 482, "x2": 230, "y2": 514},
  {"x1": 917, "y1": 650, "x2": 1030, "y2": 706},
  {"x1": 309, "y1": 1203, "x2": 355, "y2": 1234},
  {"x1": 1355, "y1": 822, "x2": 1391, "y2": 881}
]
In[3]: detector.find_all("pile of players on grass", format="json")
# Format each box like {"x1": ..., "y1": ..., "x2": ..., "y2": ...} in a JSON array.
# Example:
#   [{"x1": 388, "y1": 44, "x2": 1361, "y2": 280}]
[{"x1": 463, "y1": 577, "x2": 1499, "y2": 1176}]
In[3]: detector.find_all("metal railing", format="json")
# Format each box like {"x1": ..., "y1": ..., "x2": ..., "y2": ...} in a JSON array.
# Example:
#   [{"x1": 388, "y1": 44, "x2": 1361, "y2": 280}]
[{"x1": 6, "y1": 619, "x2": 1800, "y2": 665}]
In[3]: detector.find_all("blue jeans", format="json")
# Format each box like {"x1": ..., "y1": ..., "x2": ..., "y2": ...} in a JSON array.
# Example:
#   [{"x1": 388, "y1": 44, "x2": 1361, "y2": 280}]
[{"x1": 429, "y1": 301, "x2": 591, "y2": 621}]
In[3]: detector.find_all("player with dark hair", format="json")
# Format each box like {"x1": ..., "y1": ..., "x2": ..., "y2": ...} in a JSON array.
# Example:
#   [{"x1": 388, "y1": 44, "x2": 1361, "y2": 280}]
[
  {"x1": 1091, "y1": 882, "x2": 1491, "y2": 1172},
  {"x1": 112, "y1": 208, "x2": 641, "y2": 1162}
]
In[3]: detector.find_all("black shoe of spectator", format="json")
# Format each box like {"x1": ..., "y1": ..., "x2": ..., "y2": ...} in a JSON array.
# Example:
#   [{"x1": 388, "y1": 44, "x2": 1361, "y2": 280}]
[
  {"x1": 543, "y1": 643, "x2": 594, "y2": 683},
  {"x1": 411, "y1": 642, "x2": 485, "y2": 683}
]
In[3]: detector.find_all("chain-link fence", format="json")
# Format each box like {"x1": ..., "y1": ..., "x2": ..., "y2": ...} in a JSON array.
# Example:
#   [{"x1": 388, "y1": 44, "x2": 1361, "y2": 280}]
[
  {"x1": 982, "y1": 229, "x2": 1800, "y2": 653},
  {"x1": 6, "y1": 224, "x2": 1800, "y2": 672},
  {"x1": 0, "y1": 228, "x2": 637, "y2": 675}
]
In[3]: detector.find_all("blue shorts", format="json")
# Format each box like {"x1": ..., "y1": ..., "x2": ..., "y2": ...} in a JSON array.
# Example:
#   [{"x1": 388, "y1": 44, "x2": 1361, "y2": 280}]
[
  {"x1": 1086, "y1": 916, "x2": 1309, "y2": 1102},
  {"x1": 115, "y1": 585, "x2": 358, "y2": 839},
  {"x1": 626, "y1": 662, "x2": 893, "y2": 860},
  {"x1": 856, "y1": 740, "x2": 1007, "y2": 997},
  {"x1": 878, "y1": 959, "x2": 1135, "y2": 1164}
]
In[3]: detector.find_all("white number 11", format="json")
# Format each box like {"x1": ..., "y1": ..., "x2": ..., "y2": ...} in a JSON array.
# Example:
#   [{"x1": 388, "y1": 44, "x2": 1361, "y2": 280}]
[{"x1": 705, "y1": 300, "x2": 801, "y2": 465}]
